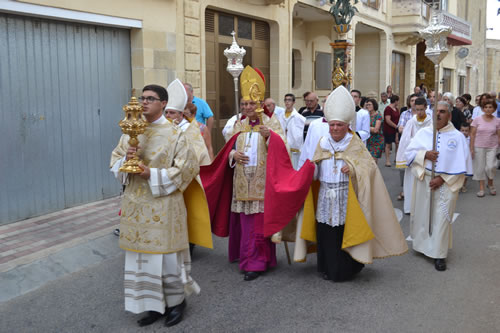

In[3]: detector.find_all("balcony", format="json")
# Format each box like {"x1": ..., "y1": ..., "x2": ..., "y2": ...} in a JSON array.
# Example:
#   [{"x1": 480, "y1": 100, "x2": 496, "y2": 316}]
[
  {"x1": 391, "y1": 0, "x2": 431, "y2": 45},
  {"x1": 440, "y1": 11, "x2": 472, "y2": 46}
]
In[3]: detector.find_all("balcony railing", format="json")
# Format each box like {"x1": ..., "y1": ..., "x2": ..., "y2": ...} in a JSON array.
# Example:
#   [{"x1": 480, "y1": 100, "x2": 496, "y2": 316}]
[
  {"x1": 440, "y1": 11, "x2": 472, "y2": 45},
  {"x1": 392, "y1": 0, "x2": 431, "y2": 21}
]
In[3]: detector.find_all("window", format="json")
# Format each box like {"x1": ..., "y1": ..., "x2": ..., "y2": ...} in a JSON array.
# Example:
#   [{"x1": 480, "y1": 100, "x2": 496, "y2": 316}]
[
  {"x1": 442, "y1": 68, "x2": 452, "y2": 92},
  {"x1": 391, "y1": 52, "x2": 406, "y2": 102},
  {"x1": 361, "y1": 0, "x2": 380, "y2": 10},
  {"x1": 218, "y1": 14, "x2": 234, "y2": 36},
  {"x1": 423, "y1": 0, "x2": 447, "y2": 10},
  {"x1": 315, "y1": 52, "x2": 332, "y2": 90},
  {"x1": 458, "y1": 76, "x2": 466, "y2": 96},
  {"x1": 237, "y1": 17, "x2": 252, "y2": 40},
  {"x1": 292, "y1": 49, "x2": 302, "y2": 89}
]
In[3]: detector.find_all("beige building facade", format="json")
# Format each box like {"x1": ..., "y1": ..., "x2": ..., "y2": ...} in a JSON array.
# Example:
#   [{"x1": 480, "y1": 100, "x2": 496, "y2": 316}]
[
  {"x1": 3, "y1": 0, "x2": 487, "y2": 150},
  {"x1": 486, "y1": 39, "x2": 500, "y2": 93}
]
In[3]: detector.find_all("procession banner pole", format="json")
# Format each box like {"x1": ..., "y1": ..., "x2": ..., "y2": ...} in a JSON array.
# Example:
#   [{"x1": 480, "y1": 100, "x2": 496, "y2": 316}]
[
  {"x1": 429, "y1": 63, "x2": 440, "y2": 235},
  {"x1": 419, "y1": 6, "x2": 451, "y2": 236},
  {"x1": 224, "y1": 31, "x2": 246, "y2": 122}
]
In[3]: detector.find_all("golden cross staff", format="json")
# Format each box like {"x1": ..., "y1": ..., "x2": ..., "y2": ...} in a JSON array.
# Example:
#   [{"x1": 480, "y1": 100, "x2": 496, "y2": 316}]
[
  {"x1": 419, "y1": 10, "x2": 452, "y2": 236},
  {"x1": 224, "y1": 31, "x2": 246, "y2": 121}
]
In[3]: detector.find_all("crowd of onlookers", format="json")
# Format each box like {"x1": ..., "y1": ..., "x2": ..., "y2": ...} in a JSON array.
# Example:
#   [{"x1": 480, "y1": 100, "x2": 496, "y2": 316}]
[{"x1": 275, "y1": 85, "x2": 500, "y2": 198}]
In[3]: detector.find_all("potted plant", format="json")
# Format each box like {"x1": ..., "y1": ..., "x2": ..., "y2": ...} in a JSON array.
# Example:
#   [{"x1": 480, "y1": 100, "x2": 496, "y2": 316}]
[{"x1": 417, "y1": 68, "x2": 426, "y2": 80}]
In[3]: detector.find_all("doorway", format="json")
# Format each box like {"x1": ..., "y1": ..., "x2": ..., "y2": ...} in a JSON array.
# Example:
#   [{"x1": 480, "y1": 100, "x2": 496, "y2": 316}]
[{"x1": 205, "y1": 10, "x2": 270, "y2": 152}]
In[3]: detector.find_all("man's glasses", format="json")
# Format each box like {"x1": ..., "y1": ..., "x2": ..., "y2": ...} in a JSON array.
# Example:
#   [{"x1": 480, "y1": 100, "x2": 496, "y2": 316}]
[
  {"x1": 284, "y1": 98, "x2": 294, "y2": 102},
  {"x1": 138, "y1": 96, "x2": 161, "y2": 103},
  {"x1": 305, "y1": 99, "x2": 316, "y2": 103}
]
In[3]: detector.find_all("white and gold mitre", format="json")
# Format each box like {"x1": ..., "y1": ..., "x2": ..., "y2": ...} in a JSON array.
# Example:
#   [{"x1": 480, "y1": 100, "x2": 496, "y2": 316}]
[
  {"x1": 165, "y1": 79, "x2": 187, "y2": 112},
  {"x1": 324, "y1": 85, "x2": 355, "y2": 124}
]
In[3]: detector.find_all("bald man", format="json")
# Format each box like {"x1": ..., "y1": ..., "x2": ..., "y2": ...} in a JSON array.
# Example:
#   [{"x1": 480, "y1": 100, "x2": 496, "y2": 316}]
[{"x1": 298, "y1": 91, "x2": 324, "y2": 139}]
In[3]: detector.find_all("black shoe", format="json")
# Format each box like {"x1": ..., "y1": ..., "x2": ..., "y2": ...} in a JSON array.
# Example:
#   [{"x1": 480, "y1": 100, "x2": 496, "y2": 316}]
[
  {"x1": 113, "y1": 229, "x2": 120, "y2": 236},
  {"x1": 137, "y1": 311, "x2": 163, "y2": 327},
  {"x1": 434, "y1": 258, "x2": 446, "y2": 271},
  {"x1": 243, "y1": 271, "x2": 260, "y2": 281},
  {"x1": 165, "y1": 300, "x2": 186, "y2": 327}
]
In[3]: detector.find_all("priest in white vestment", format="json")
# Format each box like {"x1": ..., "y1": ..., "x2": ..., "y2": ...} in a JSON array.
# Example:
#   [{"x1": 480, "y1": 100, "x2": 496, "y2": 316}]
[
  {"x1": 396, "y1": 97, "x2": 432, "y2": 214},
  {"x1": 405, "y1": 101, "x2": 473, "y2": 271},
  {"x1": 110, "y1": 84, "x2": 201, "y2": 327},
  {"x1": 274, "y1": 93, "x2": 306, "y2": 169},
  {"x1": 164, "y1": 79, "x2": 211, "y2": 166},
  {"x1": 350, "y1": 89, "x2": 370, "y2": 144}
]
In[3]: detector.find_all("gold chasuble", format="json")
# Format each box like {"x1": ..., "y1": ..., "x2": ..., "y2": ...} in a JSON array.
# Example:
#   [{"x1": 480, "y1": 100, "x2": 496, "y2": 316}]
[
  {"x1": 184, "y1": 120, "x2": 211, "y2": 166},
  {"x1": 301, "y1": 133, "x2": 408, "y2": 264},
  {"x1": 110, "y1": 121, "x2": 213, "y2": 254},
  {"x1": 232, "y1": 113, "x2": 285, "y2": 202}
]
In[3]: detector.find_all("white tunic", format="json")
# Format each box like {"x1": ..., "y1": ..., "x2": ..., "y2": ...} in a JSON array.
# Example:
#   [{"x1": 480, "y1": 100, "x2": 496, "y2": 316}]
[
  {"x1": 222, "y1": 113, "x2": 243, "y2": 142},
  {"x1": 298, "y1": 117, "x2": 329, "y2": 169},
  {"x1": 395, "y1": 114, "x2": 432, "y2": 214},
  {"x1": 315, "y1": 133, "x2": 352, "y2": 227},
  {"x1": 275, "y1": 108, "x2": 305, "y2": 169},
  {"x1": 405, "y1": 123, "x2": 473, "y2": 259},
  {"x1": 356, "y1": 108, "x2": 371, "y2": 144}
]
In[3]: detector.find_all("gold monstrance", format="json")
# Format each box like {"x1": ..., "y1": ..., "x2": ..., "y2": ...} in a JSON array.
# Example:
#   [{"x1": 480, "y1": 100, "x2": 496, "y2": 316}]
[{"x1": 119, "y1": 92, "x2": 148, "y2": 173}]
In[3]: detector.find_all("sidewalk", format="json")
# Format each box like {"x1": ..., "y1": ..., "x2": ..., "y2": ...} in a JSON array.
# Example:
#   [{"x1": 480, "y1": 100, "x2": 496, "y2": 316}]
[{"x1": 0, "y1": 197, "x2": 120, "y2": 273}]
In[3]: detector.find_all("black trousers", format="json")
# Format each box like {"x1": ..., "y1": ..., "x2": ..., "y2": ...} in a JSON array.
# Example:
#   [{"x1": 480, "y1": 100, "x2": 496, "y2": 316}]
[{"x1": 316, "y1": 222, "x2": 364, "y2": 282}]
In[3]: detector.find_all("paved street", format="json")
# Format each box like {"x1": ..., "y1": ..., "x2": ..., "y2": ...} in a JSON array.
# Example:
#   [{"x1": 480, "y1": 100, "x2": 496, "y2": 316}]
[{"x1": 1, "y1": 165, "x2": 499, "y2": 333}]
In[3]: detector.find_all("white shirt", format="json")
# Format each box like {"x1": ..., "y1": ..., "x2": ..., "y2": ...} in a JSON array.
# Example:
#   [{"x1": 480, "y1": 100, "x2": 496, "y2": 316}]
[
  {"x1": 274, "y1": 107, "x2": 305, "y2": 152},
  {"x1": 471, "y1": 106, "x2": 484, "y2": 120},
  {"x1": 222, "y1": 113, "x2": 244, "y2": 142}
]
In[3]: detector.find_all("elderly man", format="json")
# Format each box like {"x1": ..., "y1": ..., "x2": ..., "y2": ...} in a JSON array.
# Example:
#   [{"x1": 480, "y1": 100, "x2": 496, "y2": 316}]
[
  {"x1": 295, "y1": 86, "x2": 407, "y2": 280},
  {"x1": 396, "y1": 97, "x2": 432, "y2": 215},
  {"x1": 351, "y1": 89, "x2": 370, "y2": 144},
  {"x1": 110, "y1": 84, "x2": 205, "y2": 327},
  {"x1": 274, "y1": 93, "x2": 305, "y2": 169},
  {"x1": 184, "y1": 83, "x2": 214, "y2": 131},
  {"x1": 405, "y1": 101, "x2": 473, "y2": 271},
  {"x1": 298, "y1": 91, "x2": 323, "y2": 138},
  {"x1": 442, "y1": 92, "x2": 466, "y2": 130},
  {"x1": 264, "y1": 97, "x2": 285, "y2": 117},
  {"x1": 379, "y1": 91, "x2": 390, "y2": 113}
]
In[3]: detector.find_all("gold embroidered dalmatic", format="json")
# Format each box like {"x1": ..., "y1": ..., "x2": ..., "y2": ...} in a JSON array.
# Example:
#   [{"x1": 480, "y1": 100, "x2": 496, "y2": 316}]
[
  {"x1": 184, "y1": 120, "x2": 211, "y2": 166},
  {"x1": 110, "y1": 122, "x2": 200, "y2": 254}
]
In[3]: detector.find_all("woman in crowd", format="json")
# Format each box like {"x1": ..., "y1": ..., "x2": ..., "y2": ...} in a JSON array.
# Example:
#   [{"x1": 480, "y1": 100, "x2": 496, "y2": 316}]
[
  {"x1": 470, "y1": 99, "x2": 500, "y2": 197},
  {"x1": 456, "y1": 96, "x2": 472, "y2": 123},
  {"x1": 383, "y1": 95, "x2": 400, "y2": 167},
  {"x1": 365, "y1": 98, "x2": 384, "y2": 163},
  {"x1": 386, "y1": 85, "x2": 393, "y2": 100},
  {"x1": 472, "y1": 93, "x2": 492, "y2": 120}
]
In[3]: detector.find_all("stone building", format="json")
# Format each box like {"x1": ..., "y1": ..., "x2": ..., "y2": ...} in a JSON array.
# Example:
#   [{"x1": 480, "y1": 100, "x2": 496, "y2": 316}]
[
  {"x1": 0, "y1": 0, "x2": 487, "y2": 222},
  {"x1": 486, "y1": 39, "x2": 500, "y2": 93}
]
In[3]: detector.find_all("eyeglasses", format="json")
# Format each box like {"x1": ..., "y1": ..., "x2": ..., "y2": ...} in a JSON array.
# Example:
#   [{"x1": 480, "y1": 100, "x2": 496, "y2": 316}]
[
  {"x1": 138, "y1": 96, "x2": 161, "y2": 103},
  {"x1": 305, "y1": 99, "x2": 316, "y2": 103},
  {"x1": 284, "y1": 98, "x2": 294, "y2": 102}
]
